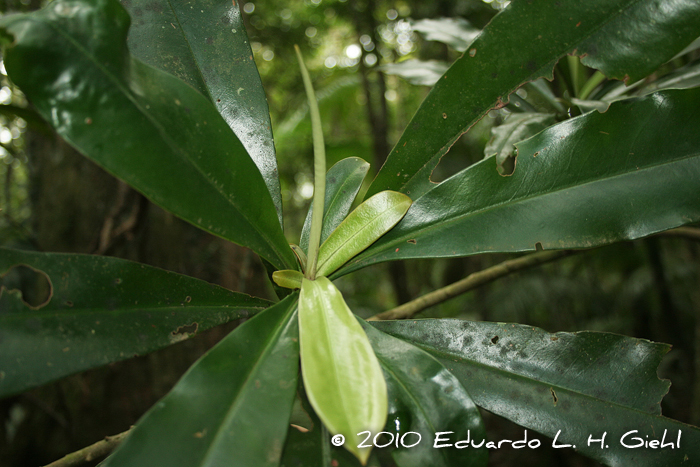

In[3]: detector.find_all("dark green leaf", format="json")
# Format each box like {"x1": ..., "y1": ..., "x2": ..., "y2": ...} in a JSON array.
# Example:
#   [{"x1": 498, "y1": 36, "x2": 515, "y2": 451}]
[
  {"x1": 300, "y1": 157, "x2": 370, "y2": 252},
  {"x1": 0, "y1": 0, "x2": 296, "y2": 270},
  {"x1": 410, "y1": 17, "x2": 480, "y2": 53},
  {"x1": 362, "y1": 322, "x2": 487, "y2": 467},
  {"x1": 340, "y1": 89, "x2": 700, "y2": 274},
  {"x1": 365, "y1": 0, "x2": 700, "y2": 200},
  {"x1": 102, "y1": 294, "x2": 299, "y2": 467},
  {"x1": 373, "y1": 319, "x2": 700, "y2": 466},
  {"x1": 484, "y1": 112, "x2": 556, "y2": 176},
  {"x1": 120, "y1": 0, "x2": 283, "y2": 225},
  {"x1": 379, "y1": 60, "x2": 450, "y2": 87},
  {"x1": 0, "y1": 248, "x2": 270, "y2": 398}
]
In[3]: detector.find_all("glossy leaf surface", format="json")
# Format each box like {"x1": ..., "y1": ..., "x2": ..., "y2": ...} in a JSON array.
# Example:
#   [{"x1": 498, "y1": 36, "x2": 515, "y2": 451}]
[
  {"x1": 0, "y1": 0, "x2": 295, "y2": 270},
  {"x1": 120, "y1": 0, "x2": 283, "y2": 224},
  {"x1": 341, "y1": 89, "x2": 700, "y2": 274},
  {"x1": 317, "y1": 191, "x2": 411, "y2": 278},
  {"x1": 102, "y1": 295, "x2": 299, "y2": 467},
  {"x1": 365, "y1": 0, "x2": 700, "y2": 200},
  {"x1": 299, "y1": 277, "x2": 387, "y2": 464},
  {"x1": 484, "y1": 112, "x2": 556, "y2": 176},
  {"x1": 373, "y1": 319, "x2": 700, "y2": 466},
  {"x1": 300, "y1": 157, "x2": 370, "y2": 252},
  {"x1": 362, "y1": 322, "x2": 487, "y2": 467},
  {"x1": 0, "y1": 248, "x2": 270, "y2": 398}
]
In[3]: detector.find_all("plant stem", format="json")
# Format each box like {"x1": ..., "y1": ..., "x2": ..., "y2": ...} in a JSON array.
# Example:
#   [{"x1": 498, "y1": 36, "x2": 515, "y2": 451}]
[
  {"x1": 567, "y1": 55, "x2": 583, "y2": 98},
  {"x1": 42, "y1": 429, "x2": 131, "y2": 467},
  {"x1": 295, "y1": 45, "x2": 326, "y2": 280},
  {"x1": 578, "y1": 70, "x2": 606, "y2": 100},
  {"x1": 368, "y1": 250, "x2": 577, "y2": 321}
]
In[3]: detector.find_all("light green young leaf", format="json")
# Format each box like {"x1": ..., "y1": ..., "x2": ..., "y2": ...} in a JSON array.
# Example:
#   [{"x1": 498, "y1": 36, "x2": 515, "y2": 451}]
[
  {"x1": 272, "y1": 269, "x2": 304, "y2": 290},
  {"x1": 316, "y1": 191, "x2": 412, "y2": 278},
  {"x1": 299, "y1": 277, "x2": 387, "y2": 465},
  {"x1": 299, "y1": 157, "x2": 370, "y2": 252}
]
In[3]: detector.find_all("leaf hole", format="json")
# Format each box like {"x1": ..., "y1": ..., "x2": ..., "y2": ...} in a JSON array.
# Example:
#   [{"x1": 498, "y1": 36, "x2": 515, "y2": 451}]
[
  {"x1": 170, "y1": 322, "x2": 199, "y2": 342},
  {"x1": 491, "y1": 335, "x2": 499, "y2": 344},
  {"x1": 407, "y1": 239, "x2": 416, "y2": 244},
  {"x1": 535, "y1": 242, "x2": 544, "y2": 251},
  {"x1": 497, "y1": 150, "x2": 517, "y2": 177},
  {"x1": 0, "y1": 264, "x2": 53, "y2": 309},
  {"x1": 550, "y1": 387, "x2": 558, "y2": 405}
]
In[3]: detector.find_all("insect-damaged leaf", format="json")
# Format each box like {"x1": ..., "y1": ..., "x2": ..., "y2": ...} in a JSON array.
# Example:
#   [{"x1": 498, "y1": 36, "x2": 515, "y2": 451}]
[
  {"x1": 0, "y1": 0, "x2": 296, "y2": 270},
  {"x1": 316, "y1": 191, "x2": 411, "y2": 278},
  {"x1": 362, "y1": 322, "x2": 487, "y2": 467},
  {"x1": 484, "y1": 112, "x2": 556, "y2": 176},
  {"x1": 365, "y1": 0, "x2": 700, "y2": 200},
  {"x1": 0, "y1": 248, "x2": 270, "y2": 398},
  {"x1": 339, "y1": 89, "x2": 700, "y2": 275},
  {"x1": 373, "y1": 319, "x2": 700, "y2": 466},
  {"x1": 102, "y1": 295, "x2": 299, "y2": 467},
  {"x1": 299, "y1": 277, "x2": 387, "y2": 465}
]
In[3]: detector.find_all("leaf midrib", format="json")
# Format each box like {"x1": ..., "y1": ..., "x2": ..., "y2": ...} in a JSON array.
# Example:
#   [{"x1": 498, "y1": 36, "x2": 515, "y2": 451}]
[
  {"x1": 165, "y1": 0, "x2": 214, "y2": 104},
  {"x1": 0, "y1": 303, "x2": 268, "y2": 319},
  {"x1": 24, "y1": 15, "x2": 289, "y2": 269},
  {"x1": 318, "y1": 201, "x2": 403, "y2": 275},
  {"x1": 358, "y1": 150, "x2": 700, "y2": 262},
  {"x1": 408, "y1": 339, "x2": 665, "y2": 414},
  {"x1": 389, "y1": 0, "x2": 648, "y2": 196},
  {"x1": 198, "y1": 302, "x2": 296, "y2": 467}
]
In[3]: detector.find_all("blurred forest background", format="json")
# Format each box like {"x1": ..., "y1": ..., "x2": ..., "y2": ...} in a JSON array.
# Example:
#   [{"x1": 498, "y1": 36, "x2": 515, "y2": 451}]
[{"x1": 1, "y1": 0, "x2": 699, "y2": 466}]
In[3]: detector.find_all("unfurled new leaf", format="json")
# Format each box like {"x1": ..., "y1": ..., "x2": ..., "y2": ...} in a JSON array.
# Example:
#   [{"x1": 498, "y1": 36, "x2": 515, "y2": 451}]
[
  {"x1": 300, "y1": 157, "x2": 370, "y2": 252},
  {"x1": 316, "y1": 191, "x2": 411, "y2": 278},
  {"x1": 272, "y1": 269, "x2": 305, "y2": 290},
  {"x1": 299, "y1": 277, "x2": 387, "y2": 465}
]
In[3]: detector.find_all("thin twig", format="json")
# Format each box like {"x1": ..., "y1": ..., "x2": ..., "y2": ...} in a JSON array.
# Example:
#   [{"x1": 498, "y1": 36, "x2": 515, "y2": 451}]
[
  {"x1": 658, "y1": 226, "x2": 700, "y2": 242},
  {"x1": 95, "y1": 181, "x2": 130, "y2": 254},
  {"x1": 368, "y1": 250, "x2": 577, "y2": 321},
  {"x1": 43, "y1": 429, "x2": 131, "y2": 467}
]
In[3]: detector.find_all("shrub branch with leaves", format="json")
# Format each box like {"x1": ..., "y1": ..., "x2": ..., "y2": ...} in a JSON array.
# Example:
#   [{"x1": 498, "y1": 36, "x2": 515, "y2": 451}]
[{"x1": 1, "y1": 0, "x2": 700, "y2": 466}]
